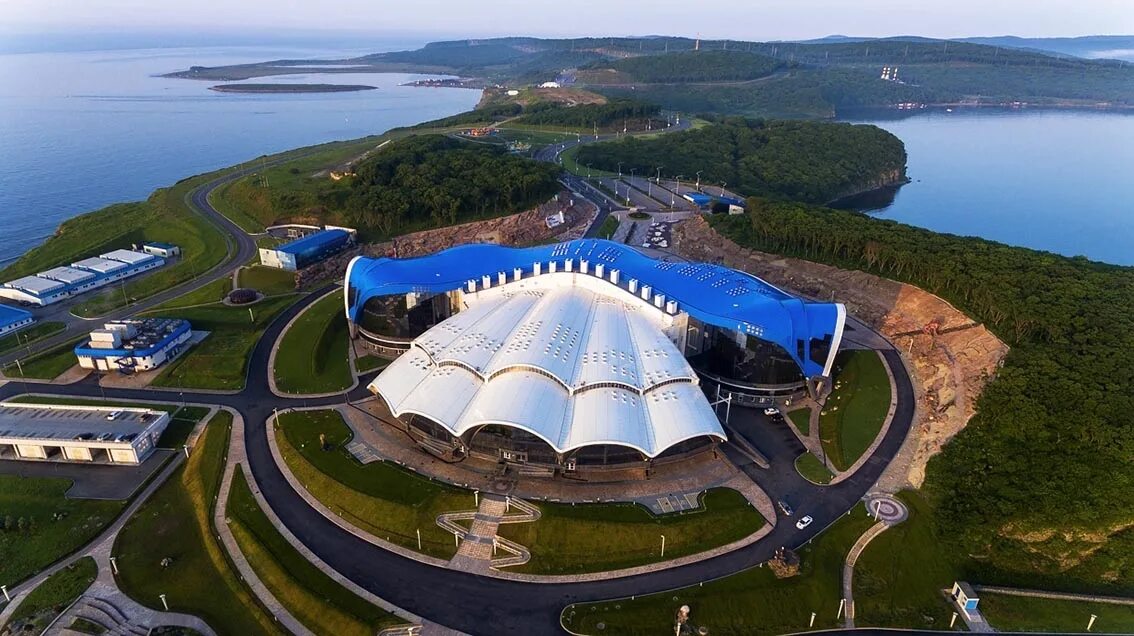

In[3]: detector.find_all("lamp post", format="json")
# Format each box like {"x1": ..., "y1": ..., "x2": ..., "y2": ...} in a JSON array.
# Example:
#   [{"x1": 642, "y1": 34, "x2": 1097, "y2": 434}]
[
  {"x1": 696, "y1": 170, "x2": 703, "y2": 189},
  {"x1": 660, "y1": 534, "x2": 666, "y2": 558},
  {"x1": 617, "y1": 162, "x2": 623, "y2": 178},
  {"x1": 159, "y1": 594, "x2": 169, "y2": 611}
]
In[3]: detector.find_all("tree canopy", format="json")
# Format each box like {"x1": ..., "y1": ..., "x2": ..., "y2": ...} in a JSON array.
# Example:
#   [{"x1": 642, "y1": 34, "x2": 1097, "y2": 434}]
[
  {"x1": 713, "y1": 203, "x2": 1134, "y2": 592},
  {"x1": 575, "y1": 118, "x2": 907, "y2": 203},
  {"x1": 511, "y1": 100, "x2": 660, "y2": 128},
  {"x1": 603, "y1": 50, "x2": 783, "y2": 83},
  {"x1": 345, "y1": 135, "x2": 560, "y2": 236}
]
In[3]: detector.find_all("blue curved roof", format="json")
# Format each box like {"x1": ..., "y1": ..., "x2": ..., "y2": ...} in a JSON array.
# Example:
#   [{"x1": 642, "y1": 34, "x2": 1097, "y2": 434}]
[{"x1": 345, "y1": 239, "x2": 844, "y2": 378}]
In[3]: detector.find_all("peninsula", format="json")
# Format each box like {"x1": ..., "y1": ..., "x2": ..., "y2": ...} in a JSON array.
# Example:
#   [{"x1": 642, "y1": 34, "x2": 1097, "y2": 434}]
[{"x1": 208, "y1": 83, "x2": 377, "y2": 94}]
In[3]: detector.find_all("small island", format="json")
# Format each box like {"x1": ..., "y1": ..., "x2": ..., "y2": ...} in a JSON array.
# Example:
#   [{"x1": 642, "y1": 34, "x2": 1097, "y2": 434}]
[{"x1": 208, "y1": 83, "x2": 377, "y2": 94}]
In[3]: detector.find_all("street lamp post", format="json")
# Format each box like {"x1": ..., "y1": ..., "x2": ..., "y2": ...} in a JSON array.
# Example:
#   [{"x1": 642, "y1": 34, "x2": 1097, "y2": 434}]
[
  {"x1": 696, "y1": 170, "x2": 703, "y2": 189},
  {"x1": 617, "y1": 162, "x2": 623, "y2": 178},
  {"x1": 660, "y1": 534, "x2": 666, "y2": 558}
]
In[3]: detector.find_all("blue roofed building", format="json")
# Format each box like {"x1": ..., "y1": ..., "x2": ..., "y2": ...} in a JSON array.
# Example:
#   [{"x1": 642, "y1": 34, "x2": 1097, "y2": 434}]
[
  {"x1": 0, "y1": 304, "x2": 35, "y2": 337},
  {"x1": 342, "y1": 239, "x2": 847, "y2": 475},
  {"x1": 74, "y1": 318, "x2": 193, "y2": 373},
  {"x1": 0, "y1": 249, "x2": 165, "y2": 307},
  {"x1": 259, "y1": 227, "x2": 356, "y2": 271}
]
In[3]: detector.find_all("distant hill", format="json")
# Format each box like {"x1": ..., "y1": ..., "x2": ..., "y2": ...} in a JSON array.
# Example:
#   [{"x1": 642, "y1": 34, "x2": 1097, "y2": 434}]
[{"x1": 956, "y1": 35, "x2": 1134, "y2": 62}]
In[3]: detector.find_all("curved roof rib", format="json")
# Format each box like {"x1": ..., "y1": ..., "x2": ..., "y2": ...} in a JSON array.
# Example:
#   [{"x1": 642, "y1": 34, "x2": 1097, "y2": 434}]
[{"x1": 347, "y1": 238, "x2": 845, "y2": 378}]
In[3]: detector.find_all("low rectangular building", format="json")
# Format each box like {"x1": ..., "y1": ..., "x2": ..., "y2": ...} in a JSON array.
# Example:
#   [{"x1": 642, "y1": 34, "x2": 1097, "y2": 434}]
[
  {"x1": 0, "y1": 402, "x2": 169, "y2": 465},
  {"x1": 142, "y1": 242, "x2": 181, "y2": 258},
  {"x1": 0, "y1": 304, "x2": 35, "y2": 336},
  {"x1": 259, "y1": 227, "x2": 355, "y2": 271},
  {"x1": 75, "y1": 318, "x2": 193, "y2": 373},
  {"x1": 0, "y1": 249, "x2": 165, "y2": 306}
]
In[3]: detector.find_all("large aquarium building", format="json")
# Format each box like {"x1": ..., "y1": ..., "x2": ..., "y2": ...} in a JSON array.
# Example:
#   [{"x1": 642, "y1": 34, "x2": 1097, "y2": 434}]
[{"x1": 344, "y1": 239, "x2": 845, "y2": 474}]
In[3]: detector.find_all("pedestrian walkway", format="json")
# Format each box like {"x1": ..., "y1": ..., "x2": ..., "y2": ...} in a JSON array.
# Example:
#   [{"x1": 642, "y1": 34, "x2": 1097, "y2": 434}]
[
  {"x1": 442, "y1": 494, "x2": 540, "y2": 573},
  {"x1": 842, "y1": 494, "x2": 908, "y2": 628}
]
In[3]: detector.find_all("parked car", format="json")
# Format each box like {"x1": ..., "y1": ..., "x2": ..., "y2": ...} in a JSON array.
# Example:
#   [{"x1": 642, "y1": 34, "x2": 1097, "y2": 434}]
[
  {"x1": 97, "y1": 432, "x2": 114, "y2": 441},
  {"x1": 72, "y1": 433, "x2": 93, "y2": 441},
  {"x1": 763, "y1": 407, "x2": 780, "y2": 416},
  {"x1": 106, "y1": 410, "x2": 122, "y2": 421},
  {"x1": 777, "y1": 500, "x2": 794, "y2": 516},
  {"x1": 795, "y1": 515, "x2": 814, "y2": 530}
]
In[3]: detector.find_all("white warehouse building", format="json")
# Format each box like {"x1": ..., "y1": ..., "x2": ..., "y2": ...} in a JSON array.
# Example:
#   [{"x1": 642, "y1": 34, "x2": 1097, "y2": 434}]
[{"x1": 0, "y1": 402, "x2": 169, "y2": 465}]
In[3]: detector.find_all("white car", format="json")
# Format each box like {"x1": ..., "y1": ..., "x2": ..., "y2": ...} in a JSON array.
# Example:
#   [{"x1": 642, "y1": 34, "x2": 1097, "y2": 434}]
[
  {"x1": 795, "y1": 515, "x2": 814, "y2": 530},
  {"x1": 764, "y1": 407, "x2": 780, "y2": 416}
]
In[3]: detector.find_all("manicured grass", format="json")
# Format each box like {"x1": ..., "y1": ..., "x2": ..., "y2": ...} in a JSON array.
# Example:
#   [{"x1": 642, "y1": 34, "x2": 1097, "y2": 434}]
[
  {"x1": 597, "y1": 215, "x2": 620, "y2": 239},
  {"x1": 787, "y1": 407, "x2": 811, "y2": 436},
  {"x1": 238, "y1": 265, "x2": 297, "y2": 296},
  {"x1": 147, "y1": 294, "x2": 296, "y2": 390},
  {"x1": 226, "y1": 469, "x2": 407, "y2": 635},
  {"x1": 1, "y1": 337, "x2": 83, "y2": 380},
  {"x1": 0, "y1": 321, "x2": 65, "y2": 356},
  {"x1": 4, "y1": 557, "x2": 97, "y2": 633},
  {"x1": 562, "y1": 504, "x2": 874, "y2": 635},
  {"x1": 273, "y1": 290, "x2": 352, "y2": 394},
  {"x1": 355, "y1": 355, "x2": 389, "y2": 373},
  {"x1": 113, "y1": 412, "x2": 283, "y2": 635},
  {"x1": 853, "y1": 492, "x2": 961, "y2": 629},
  {"x1": 794, "y1": 452, "x2": 834, "y2": 485},
  {"x1": 68, "y1": 616, "x2": 106, "y2": 634},
  {"x1": 500, "y1": 489, "x2": 765, "y2": 575},
  {"x1": 980, "y1": 593, "x2": 1134, "y2": 633},
  {"x1": 275, "y1": 409, "x2": 471, "y2": 559},
  {"x1": 147, "y1": 278, "x2": 232, "y2": 311},
  {"x1": 0, "y1": 476, "x2": 123, "y2": 586},
  {"x1": 819, "y1": 350, "x2": 891, "y2": 471}
]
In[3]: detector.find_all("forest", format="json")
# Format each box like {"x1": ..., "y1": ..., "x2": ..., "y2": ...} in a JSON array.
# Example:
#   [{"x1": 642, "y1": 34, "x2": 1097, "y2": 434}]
[
  {"x1": 712, "y1": 202, "x2": 1134, "y2": 593},
  {"x1": 344, "y1": 135, "x2": 561, "y2": 235},
  {"x1": 575, "y1": 117, "x2": 907, "y2": 203},
  {"x1": 511, "y1": 99, "x2": 661, "y2": 128},
  {"x1": 602, "y1": 50, "x2": 784, "y2": 83}
]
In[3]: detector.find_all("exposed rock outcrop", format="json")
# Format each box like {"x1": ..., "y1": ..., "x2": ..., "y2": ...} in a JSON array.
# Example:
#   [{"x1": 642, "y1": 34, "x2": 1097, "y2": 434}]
[{"x1": 672, "y1": 215, "x2": 1009, "y2": 490}]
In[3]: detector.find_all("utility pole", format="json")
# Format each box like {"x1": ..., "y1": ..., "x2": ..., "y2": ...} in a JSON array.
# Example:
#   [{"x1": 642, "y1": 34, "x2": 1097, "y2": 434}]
[{"x1": 660, "y1": 534, "x2": 666, "y2": 558}]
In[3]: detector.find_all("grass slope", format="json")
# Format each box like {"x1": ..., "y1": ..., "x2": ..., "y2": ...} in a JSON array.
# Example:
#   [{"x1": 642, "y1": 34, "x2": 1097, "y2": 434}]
[
  {"x1": 980, "y1": 593, "x2": 1134, "y2": 633},
  {"x1": 3, "y1": 557, "x2": 97, "y2": 633},
  {"x1": 819, "y1": 350, "x2": 891, "y2": 471},
  {"x1": 0, "y1": 477, "x2": 123, "y2": 587},
  {"x1": 2, "y1": 337, "x2": 84, "y2": 380},
  {"x1": 0, "y1": 322, "x2": 65, "y2": 356},
  {"x1": 113, "y1": 412, "x2": 282, "y2": 635},
  {"x1": 273, "y1": 290, "x2": 352, "y2": 394},
  {"x1": 147, "y1": 294, "x2": 295, "y2": 390},
  {"x1": 275, "y1": 409, "x2": 470, "y2": 559},
  {"x1": 563, "y1": 504, "x2": 874, "y2": 635},
  {"x1": 226, "y1": 469, "x2": 406, "y2": 635},
  {"x1": 500, "y1": 489, "x2": 765, "y2": 575},
  {"x1": 795, "y1": 453, "x2": 834, "y2": 485}
]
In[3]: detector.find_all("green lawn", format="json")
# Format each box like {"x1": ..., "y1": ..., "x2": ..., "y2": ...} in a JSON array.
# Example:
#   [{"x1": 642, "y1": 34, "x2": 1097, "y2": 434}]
[
  {"x1": 819, "y1": 350, "x2": 891, "y2": 471},
  {"x1": 237, "y1": 265, "x2": 297, "y2": 296},
  {"x1": 2, "y1": 337, "x2": 83, "y2": 380},
  {"x1": 3, "y1": 557, "x2": 97, "y2": 634},
  {"x1": 227, "y1": 469, "x2": 407, "y2": 635},
  {"x1": 853, "y1": 492, "x2": 961, "y2": 629},
  {"x1": 147, "y1": 278, "x2": 232, "y2": 311},
  {"x1": 500, "y1": 489, "x2": 765, "y2": 575},
  {"x1": 275, "y1": 409, "x2": 471, "y2": 559},
  {"x1": 147, "y1": 294, "x2": 296, "y2": 390},
  {"x1": 787, "y1": 407, "x2": 811, "y2": 436},
  {"x1": 0, "y1": 476, "x2": 123, "y2": 586},
  {"x1": 980, "y1": 593, "x2": 1134, "y2": 633},
  {"x1": 562, "y1": 504, "x2": 874, "y2": 635},
  {"x1": 273, "y1": 290, "x2": 352, "y2": 394},
  {"x1": 0, "y1": 321, "x2": 65, "y2": 356},
  {"x1": 794, "y1": 452, "x2": 834, "y2": 485},
  {"x1": 355, "y1": 355, "x2": 389, "y2": 373},
  {"x1": 596, "y1": 215, "x2": 620, "y2": 239},
  {"x1": 113, "y1": 412, "x2": 283, "y2": 635}
]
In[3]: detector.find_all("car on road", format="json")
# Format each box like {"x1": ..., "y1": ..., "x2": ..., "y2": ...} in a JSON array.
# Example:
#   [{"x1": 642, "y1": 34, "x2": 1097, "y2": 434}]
[
  {"x1": 795, "y1": 515, "x2": 814, "y2": 530},
  {"x1": 777, "y1": 500, "x2": 794, "y2": 516},
  {"x1": 764, "y1": 407, "x2": 780, "y2": 416}
]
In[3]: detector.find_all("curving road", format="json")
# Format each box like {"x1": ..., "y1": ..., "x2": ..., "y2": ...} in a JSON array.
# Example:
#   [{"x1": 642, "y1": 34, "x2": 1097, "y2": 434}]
[
  {"x1": 1, "y1": 122, "x2": 918, "y2": 634},
  {"x1": 0, "y1": 281, "x2": 915, "y2": 634}
]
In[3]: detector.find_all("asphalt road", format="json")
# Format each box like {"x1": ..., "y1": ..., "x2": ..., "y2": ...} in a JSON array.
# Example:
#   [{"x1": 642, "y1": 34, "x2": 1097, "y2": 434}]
[{"x1": 0, "y1": 283, "x2": 916, "y2": 634}]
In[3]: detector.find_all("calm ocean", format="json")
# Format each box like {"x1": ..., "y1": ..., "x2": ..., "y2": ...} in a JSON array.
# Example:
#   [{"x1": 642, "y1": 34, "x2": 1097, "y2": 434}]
[{"x1": 0, "y1": 45, "x2": 480, "y2": 265}]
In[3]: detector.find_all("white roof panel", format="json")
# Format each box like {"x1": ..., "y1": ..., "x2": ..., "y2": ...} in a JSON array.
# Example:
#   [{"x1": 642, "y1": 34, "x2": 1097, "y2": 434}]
[
  {"x1": 72, "y1": 257, "x2": 127, "y2": 274},
  {"x1": 370, "y1": 274, "x2": 727, "y2": 458},
  {"x1": 101, "y1": 249, "x2": 156, "y2": 265},
  {"x1": 38, "y1": 266, "x2": 96, "y2": 285},
  {"x1": 4, "y1": 275, "x2": 64, "y2": 294}
]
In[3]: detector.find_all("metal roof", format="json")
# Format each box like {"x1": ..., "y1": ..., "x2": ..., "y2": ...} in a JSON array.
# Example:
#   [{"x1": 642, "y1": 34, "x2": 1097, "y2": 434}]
[
  {"x1": 101, "y1": 249, "x2": 157, "y2": 265},
  {"x1": 0, "y1": 403, "x2": 165, "y2": 445},
  {"x1": 4, "y1": 275, "x2": 63, "y2": 294},
  {"x1": 275, "y1": 229, "x2": 350, "y2": 255},
  {"x1": 38, "y1": 266, "x2": 96, "y2": 285},
  {"x1": 72, "y1": 257, "x2": 128, "y2": 274},
  {"x1": 347, "y1": 239, "x2": 845, "y2": 378},
  {"x1": 0, "y1": 304, "x2": 33, "y2": 329},
  {"x1": 370, "y1": 279, "x2": 725, "y2": 458}
]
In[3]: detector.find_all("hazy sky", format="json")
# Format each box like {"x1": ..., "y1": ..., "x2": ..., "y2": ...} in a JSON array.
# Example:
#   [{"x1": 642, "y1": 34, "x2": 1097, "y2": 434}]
[{"x1": 2, "y1": 0, "x2": 1130, "y2": 40}]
